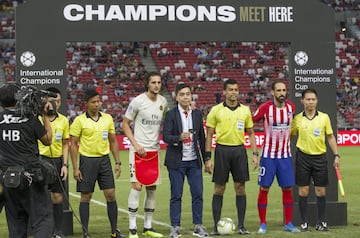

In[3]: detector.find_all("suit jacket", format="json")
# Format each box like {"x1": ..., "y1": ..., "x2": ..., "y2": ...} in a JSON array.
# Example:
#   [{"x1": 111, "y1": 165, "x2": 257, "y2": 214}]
[{"x1": 163, "y1": 106, "x2": 206, "y2": 169}]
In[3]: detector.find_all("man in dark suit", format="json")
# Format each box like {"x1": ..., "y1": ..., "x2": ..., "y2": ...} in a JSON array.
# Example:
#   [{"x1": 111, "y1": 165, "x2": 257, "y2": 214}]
[{"x1": 163, "y1": 83, "x2": 211, "y2": 238}]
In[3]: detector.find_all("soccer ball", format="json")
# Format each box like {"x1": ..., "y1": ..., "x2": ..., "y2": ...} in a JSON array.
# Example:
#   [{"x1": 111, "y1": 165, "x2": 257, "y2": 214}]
[
  {"x1": 217, "y1": 217, "x2": 236, "y2": 235},
  {"x1": 20, "y1": 51, "x2": 36, "y2": 67}
]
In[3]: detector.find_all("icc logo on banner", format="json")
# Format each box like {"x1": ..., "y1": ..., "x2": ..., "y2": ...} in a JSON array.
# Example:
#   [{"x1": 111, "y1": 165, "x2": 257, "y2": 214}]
[
  {"x1": 294, "y1": 51, "x2": 308, "y2": 66},
  {"x1": 20, "y1": 51, "x2": 36, "y2": 67}
]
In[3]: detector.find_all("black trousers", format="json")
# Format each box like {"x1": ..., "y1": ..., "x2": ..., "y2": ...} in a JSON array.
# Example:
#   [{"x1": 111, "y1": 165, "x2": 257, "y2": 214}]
[{"x1": 4, "y1": 183, "x2": 53, "y2": 238}]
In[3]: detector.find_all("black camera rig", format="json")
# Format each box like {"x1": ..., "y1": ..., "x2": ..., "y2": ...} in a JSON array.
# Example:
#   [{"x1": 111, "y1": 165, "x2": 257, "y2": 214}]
[{"x1": 15, "y1": 85, "x2": 57, "y2": 118}]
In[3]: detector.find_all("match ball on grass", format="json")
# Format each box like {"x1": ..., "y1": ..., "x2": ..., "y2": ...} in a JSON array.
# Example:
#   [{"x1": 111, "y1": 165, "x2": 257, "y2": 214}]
[{"x1": 217, "y1": 217, "x2": 236, "y2": 235}]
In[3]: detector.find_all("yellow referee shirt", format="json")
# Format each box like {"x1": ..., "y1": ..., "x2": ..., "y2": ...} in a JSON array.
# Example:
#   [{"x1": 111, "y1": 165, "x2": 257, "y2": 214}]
[
  {"x1": 70, "y1": 112, "x2": 115, "y2": 157},
  {"x1": 291, "y1": 111, "x2": 333, "y2": 155},
  {"x1": 38, "y1": 113, "x2": 69, "y2": 158},
  {"x1": 206, "y1": 103, "x2": 254, "y2": 146}
]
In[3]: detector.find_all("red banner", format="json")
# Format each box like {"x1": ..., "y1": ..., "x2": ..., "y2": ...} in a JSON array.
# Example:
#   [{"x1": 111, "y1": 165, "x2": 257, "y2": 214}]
[
  {"x1": 337, "y1": 130, "x2": 360, "y2": 146},
  {"x1": 116, "y1": 130, "x2": 360, "y2": 150}
]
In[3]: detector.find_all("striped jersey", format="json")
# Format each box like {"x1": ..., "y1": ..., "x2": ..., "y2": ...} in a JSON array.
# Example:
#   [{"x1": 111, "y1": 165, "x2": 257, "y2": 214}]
[{"x1": 252, "y1": 100, "x2": 295, "y2": 159}]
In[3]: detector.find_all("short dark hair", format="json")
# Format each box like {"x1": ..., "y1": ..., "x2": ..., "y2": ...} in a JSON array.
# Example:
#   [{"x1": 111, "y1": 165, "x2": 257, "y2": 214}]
[
  {"x1": 175, "y1": 83, "x2": 191, "y2": 95},
  {"x1": 45, "y1": 87, "x2": 61, "y2": 96},
  {"x1": 223, "y1": 78, "x2": 237, "y2": 90},
  {"x1": 301, "y1": 88, "x2": 318, "y2": 99},
  {"x1": 144, "y1": 71, "x2": 162, "y2": 90},
  {"x1": 271, "y1": 80, "x2": 286, "y2": 90},
  {"x1": 0, "y1": 82, "x2": 20, "y2": 107},
  {"x1": 84, "y1": 89, "x2": 99, "y2": 102}
]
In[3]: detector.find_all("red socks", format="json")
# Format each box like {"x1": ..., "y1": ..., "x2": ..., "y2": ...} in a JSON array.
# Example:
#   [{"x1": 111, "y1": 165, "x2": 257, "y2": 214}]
[
  {"x1": 282, "y1": 189, "x2": 293, "y2": 225},
  {"x1": 257, "y1": 189, "x2": 269, "y2": 224},
  {"x1": 258, "y1": 188, "x2": 294, "y2": 225}
]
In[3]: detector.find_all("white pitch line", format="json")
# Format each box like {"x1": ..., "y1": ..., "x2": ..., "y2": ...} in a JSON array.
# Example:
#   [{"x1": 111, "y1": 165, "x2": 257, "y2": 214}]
[{"x1": 69, "y1": 192, "x2": 171, "y2": 228}]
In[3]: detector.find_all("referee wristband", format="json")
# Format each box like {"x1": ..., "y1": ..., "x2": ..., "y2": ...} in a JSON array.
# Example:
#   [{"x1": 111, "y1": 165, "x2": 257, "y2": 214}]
[{"x1": 115, "y1": 161, "x2": 122, "y2": 165}]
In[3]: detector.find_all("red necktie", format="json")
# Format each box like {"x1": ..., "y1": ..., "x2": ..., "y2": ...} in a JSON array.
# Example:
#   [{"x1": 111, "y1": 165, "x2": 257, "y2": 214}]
[{"x1": 184, "y1": 111, "x2": 188, "y2": 118}]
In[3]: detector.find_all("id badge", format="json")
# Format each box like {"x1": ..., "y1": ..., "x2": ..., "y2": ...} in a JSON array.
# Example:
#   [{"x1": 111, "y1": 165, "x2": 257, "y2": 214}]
[
  {"x1": 237, "y1": 121, "x2": 244, "y2": 130},
  {"x1": 313, "y1": 128, "x2": 321, "y2": 137},
  {"x1": 102, "y1": 130, "x2": 108, "y2": 139},
  {"x1": 55, "y1": 132, "x2": 62, "y2": 142}
]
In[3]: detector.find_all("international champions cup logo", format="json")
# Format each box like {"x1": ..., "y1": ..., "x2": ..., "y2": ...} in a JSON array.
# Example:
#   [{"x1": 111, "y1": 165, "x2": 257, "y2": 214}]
[
  {"x1": 294, "y1": 51, "x2": 309, "y2": 66},
  {"x1": 20, "y1": 51, "x2": 36, "y2": 67}
]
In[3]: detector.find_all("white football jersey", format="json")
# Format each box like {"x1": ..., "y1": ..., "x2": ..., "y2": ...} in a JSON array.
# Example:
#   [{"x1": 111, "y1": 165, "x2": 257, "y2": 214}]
[{"x1": 125, "y1": 93, "x2": 168, "y2": 149}]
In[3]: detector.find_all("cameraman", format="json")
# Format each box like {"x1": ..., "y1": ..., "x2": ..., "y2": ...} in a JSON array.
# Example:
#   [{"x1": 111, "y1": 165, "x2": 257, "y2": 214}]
[{"x1": 0, "y1": 83, "x2": 54, "y2": 238}]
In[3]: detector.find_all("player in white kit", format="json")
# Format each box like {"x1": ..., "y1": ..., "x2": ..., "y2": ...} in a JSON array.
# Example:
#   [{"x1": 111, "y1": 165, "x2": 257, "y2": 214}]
[{"x1": 122, "y1": 72, "x2": 168, "y2": 238}]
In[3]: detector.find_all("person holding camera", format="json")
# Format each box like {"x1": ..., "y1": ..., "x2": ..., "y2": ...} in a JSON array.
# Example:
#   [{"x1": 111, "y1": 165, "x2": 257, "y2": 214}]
[
  {"x1": 38, "y1": 87, "x2": 69, "y2": 238},
  {"x1": 163, "y1": 83, "x2": 210, "y2": 238},
  {"x1": 0, "y1": 82, "x2": 54, "y2": 238}
]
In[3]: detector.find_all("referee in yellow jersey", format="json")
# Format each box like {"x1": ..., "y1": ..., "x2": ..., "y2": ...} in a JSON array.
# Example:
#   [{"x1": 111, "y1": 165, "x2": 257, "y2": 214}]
[
  {"x1": 70, "y1": 89, "x2": 125, "y2": 238},
  {"x1": 38, "y1": 87, "x2": 69, "y2": 238},
  {"x1": 291, "y1": 88, "x2": 340, "y2": 232},
  {"x1": 205, "y1": 79, "x2": 259, "y2": 235}
]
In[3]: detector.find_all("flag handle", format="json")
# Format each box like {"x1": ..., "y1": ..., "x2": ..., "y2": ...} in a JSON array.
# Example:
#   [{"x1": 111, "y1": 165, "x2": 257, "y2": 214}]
[{"x1": 335, "y1": 167, "x2": 345, "y2": 198}]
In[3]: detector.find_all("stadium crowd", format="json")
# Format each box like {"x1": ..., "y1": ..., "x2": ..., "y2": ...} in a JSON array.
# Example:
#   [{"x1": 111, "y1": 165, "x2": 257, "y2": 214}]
[{"x1": 0, "y1": 0, "x2": 359, "y2": 131}]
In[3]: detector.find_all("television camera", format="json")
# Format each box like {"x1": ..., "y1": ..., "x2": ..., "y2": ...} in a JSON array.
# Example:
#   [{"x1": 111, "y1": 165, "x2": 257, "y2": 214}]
[{"x1": 15, "y1": 85, "x2": 57, "y2": 118}]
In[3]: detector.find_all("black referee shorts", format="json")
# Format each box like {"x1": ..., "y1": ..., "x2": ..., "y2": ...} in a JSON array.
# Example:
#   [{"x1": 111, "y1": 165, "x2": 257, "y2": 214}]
[
  {"x1": 212, "y1": 144, "x2": 249, "y2": 184},
  {"x1": 295, "y1": 149, "x2": 328, "y2": 187},
  {"x1": 40, "y1": 155, "x2": 64, "y2": 194},
  {"x1": 77, "y1": 155, "x2": 115, "y2": 193}
]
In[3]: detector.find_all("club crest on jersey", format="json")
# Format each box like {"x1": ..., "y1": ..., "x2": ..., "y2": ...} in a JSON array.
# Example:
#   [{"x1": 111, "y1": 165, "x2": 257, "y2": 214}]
[{"x1": 160, "y1": 105, "x2": 163, "y2": 111}]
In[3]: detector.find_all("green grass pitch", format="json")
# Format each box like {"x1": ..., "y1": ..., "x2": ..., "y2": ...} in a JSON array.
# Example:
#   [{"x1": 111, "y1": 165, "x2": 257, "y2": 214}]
[{"x1": 0, "y1": 146, "x2": 359, "y2": 237}]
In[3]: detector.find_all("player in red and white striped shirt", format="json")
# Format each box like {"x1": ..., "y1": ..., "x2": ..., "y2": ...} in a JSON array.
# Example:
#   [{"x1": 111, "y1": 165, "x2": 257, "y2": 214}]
[{"x1": 252, "y1": 81, "x2": 300, "y2": 233}]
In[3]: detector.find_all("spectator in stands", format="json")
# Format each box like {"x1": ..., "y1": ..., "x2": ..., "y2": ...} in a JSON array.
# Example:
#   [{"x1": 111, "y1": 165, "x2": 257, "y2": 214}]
[
  {"x1": 214, "y1": 92, "x2": 221, "y2": 104},
  {"x1": 354, "y1": 109, "x2": 360, "y2": 129},
  {"x1": 143, "y1": 45, "x2": 148, "y2": 58},
  {"x1": 194, "y1": 84, "x2": 205, "y2": 92},
  {"x1": 193, "y1": 62, "x2": 201, "y2": 71},
  {"x1": 187, "y1": 74, "x2": 195, "y2": 82}
]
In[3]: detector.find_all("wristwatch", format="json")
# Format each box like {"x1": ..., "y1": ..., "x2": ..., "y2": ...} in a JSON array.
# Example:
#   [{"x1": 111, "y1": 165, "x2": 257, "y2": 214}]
[
  {"x1": 252, "y1": 152, "x2": 259, "y2": 156},
  {"x1": 334, "y1": 154, "x2": 340, "y2": 158},
  {"x1": 62, "y1": 163, "x2": 69, "y2": 168}
]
